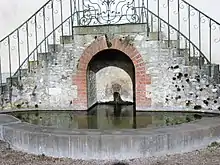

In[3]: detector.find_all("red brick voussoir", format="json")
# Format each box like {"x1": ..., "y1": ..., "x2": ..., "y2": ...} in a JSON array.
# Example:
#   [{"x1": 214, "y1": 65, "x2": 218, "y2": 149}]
[{"x1": 72, "y1": 36, "x2": 151, "y2": 110}]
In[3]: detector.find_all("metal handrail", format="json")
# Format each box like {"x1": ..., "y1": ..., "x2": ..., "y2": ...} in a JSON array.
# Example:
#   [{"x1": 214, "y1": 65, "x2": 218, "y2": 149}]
[
  {"x1": 146, "y1": 7, "x2": 210, "y2": 64},
  {"x1": 13, "y1": 12, "x2": 77, "y2": 76},
  {"x1": 13, "y1": 7, "x2": 210, "y2": 77},
  {"x1": 179, "y1": 0, "x2": 220, "y2": 64},
  {"x1": 0, "y1": 0, "x2": 52, "y2": 42},
  {"x1": 182, "y1": 0, "x2": 220, "y2": 26}
]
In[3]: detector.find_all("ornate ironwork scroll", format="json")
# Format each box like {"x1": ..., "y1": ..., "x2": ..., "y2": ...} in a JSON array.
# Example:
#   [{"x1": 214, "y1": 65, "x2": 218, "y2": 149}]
[{"x1": 78, "y1": 0, "x2": 146, "y2": 25}]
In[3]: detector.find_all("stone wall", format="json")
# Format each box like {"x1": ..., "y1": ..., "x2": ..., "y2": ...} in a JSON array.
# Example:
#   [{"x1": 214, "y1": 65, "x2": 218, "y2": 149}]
[{"x1": 8, "y1": 23, "x2": 220, "y2": 111}]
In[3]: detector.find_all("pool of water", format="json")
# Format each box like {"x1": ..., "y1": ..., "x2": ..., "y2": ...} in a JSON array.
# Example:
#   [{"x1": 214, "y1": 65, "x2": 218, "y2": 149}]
[{"x1": 8, "y1": 104, "x2": 218, "y2": 130}]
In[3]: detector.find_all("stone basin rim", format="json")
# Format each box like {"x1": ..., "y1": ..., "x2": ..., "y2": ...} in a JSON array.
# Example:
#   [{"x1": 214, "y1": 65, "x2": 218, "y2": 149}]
[
  {"x1": 1, "y1": 108, "x2": 220, "y2": 115},
  {"x1": 1, "y1": 111, "x2": 220, "y2": 136},
  {"x1": 1, "y1": 112, "x2": 220, "y2": 160}
]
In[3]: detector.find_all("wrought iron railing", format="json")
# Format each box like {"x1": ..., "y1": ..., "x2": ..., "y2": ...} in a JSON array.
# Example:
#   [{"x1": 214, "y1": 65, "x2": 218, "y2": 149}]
[
  {"x1": 181, "y1": 0, "x2": 220, "y2": 64},
  {"x1": 71, "y1": 0, "x2": 220, "y2": 66},
  {"x1": 11, "y1": 2, "x2": 210, "y2": 79},
  {"x1": 0, "y1": 0, "x2": 75, "y2": 104},
  {"x1": 0, "y1": 0, "x2": 219, "y2": 105},
  {"x1": 146, "y1": 0, "x2": 220, "y2": 65}
]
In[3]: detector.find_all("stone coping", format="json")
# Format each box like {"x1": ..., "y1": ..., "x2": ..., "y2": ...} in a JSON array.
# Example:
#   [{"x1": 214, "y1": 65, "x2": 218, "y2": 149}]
[
  {"x1": 1, "y1": 108, "x2": 220, "y2": 115},
  {"x1": 0, "y1": 111, "x2": 220, "y2": 160},
  {"x1": 1, "y1": 116, "x2": 219, "y2": 135},
  {"x1": 0, "y1": 114, "x2": 21, "y2": 125}
]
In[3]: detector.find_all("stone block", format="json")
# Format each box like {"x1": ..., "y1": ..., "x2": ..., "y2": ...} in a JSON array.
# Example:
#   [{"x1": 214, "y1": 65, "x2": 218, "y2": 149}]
[
  {"x1": 21, "y1": 131, "x2": 30, "y2": 151},
  {"x1": 144, "y1": 134, "x2": 168, "y2": 154},
  {"x1": 131, "y1": 135, "x2": 148, "y2": 156},
  {"x1": 0, "y1": 126, "x2": 2, "y2": 140},
  {"x1": 6, "y1": 76, "x2": 19, "y2": 87},
  {"x1": 0, "y1": 83, "x2": 8, "y2": 94},
  {"x1": 14, "y1": 69, "x2": 28, "y2": 77},
  {"x1": 148, "y1": 32, "x2": 163, "y2": 41},
  {"x1": 2, "y1": 126, "x2": 14, "y2": 144},
  {"x1": 27, "y1": 132, "x2": 39, "y2": 154},
  {"x1": 0, "y1": 115, "x2": 20, "y2": 125},
  {"x1": 48, "y1": 44, "x2": 62, "y2": 53},
  {"x1": 172, "y1": 48, "x2": 189, "y2": 58},
  {"x1": 188, "y1": 56, "x2": 205, "y2": 66},
  {"x1": 160, "y1": 40, "x2": 178, "y2": 49},
  {"x1": 74, "y1": 23, "x2": 148, "y2": 35},
  {"x1": 69, "y1": 135, "x2": 87, "y2": 158},
  {"x1": 73, "y1": 35, "x2": 96, "y2": 47},
  {"x1": 60, "y1": 35, "x2": 74, "y2": 44},
  {"x1": 28, "y1": 60, "x2": 38, "y2": 72},
  {"x1": 212, "y1": 64, "x2": 219, "y2": 83},
  {"x1": 99, "y1": 134, "x2": 146, "y2": 159},
  {"x1": 56, "y1": 135, "x2": 70, "y2": 157},
  {"x1": 12, "y1": 130, "x2": 22, "y2": 149},
  {"x1": 201, "y1": 64, "x2": 212, "y2": 77}
]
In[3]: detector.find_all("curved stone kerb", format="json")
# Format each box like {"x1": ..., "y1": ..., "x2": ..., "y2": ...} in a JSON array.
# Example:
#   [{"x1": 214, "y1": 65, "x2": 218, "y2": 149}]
[
  {"x1": 72, "y1": 36, "x2": 152, "y2": 110},
  {"x1": 1, "y1": 115, "x2": 220, "y2": 160}
]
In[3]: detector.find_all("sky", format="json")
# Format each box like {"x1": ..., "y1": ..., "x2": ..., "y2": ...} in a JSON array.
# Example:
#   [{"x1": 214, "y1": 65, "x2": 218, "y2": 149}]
[
  {"x1": 0, "y1": 0, "x2": 219, "y2": 38},
  {"x1": 0, "y1": 0, "x2": 219, "y2": 70}
]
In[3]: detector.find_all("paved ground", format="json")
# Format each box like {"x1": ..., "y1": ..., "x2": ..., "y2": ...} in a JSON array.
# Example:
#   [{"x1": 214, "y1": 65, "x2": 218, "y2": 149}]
[{"x1": 0, "y1": 140, "x2": 220, "y2": 165}]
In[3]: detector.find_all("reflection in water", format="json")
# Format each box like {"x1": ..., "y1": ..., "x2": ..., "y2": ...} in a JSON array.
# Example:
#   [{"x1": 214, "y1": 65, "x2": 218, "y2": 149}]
[
  {"x1": 8, "y1": 104, "x2": 211, "y2": 130},
  {"x1": 113, "y1": 92, "x2": 123, "y2": 118},
  {"x1": 112, "y1": 92, "x2": 129, "y2": 126},
  {"x1": 88, "y1": 104, "x2": 134, "y2": 129}
]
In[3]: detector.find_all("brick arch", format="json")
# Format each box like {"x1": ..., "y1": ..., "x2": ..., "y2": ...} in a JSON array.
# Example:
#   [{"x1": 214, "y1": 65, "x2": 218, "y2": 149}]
[{"x1": 72, "y1": 36, "x2": 151, "y2": 110}]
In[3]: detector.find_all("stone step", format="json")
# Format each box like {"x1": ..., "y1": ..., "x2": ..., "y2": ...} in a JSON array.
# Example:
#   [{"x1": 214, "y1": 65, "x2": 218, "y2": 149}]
[
  {"x1": 181, "y1": 65, "x2": 200, "y2": 76},
  {"x1": 14, "y1": 68, "x2": 28, "y2": 77},
  {"x1": 28, "y1": 60, "x2": 38, "y2": 72},
  {"x1": 200, "y1": 64, "x2": 220, "y2": 83},
  {"x1": 161, "y1": 40, "x2": 178, "y2": 49},
  {"x1": 60, "y1": 35, "x2": 73, "y2": 45},
  {"x1": 150, "y1": 47, "x2": 171, "y2": 55},
  {"x1": 187, "y1": 56, "x2": 206, "y2": 66},
  {"x1": 38, "y1": 52, "x2": 51, "y2": 61},
  {"x1": 148, "y1": 31, "x2": 164, "y2": 41},
  {"x1": 211, "y1": 64, "x2": 219, "y2": 83},
  {"x1": 38, "y1": 52, "x2": 54, "y2": 67},
  {"x1": 0, "y1": 83, "x2": 8, "y2": 94},
  {"x1": 6, "y1": 76, "x2": 19, "y2": 87},
  {"x1": 172, "y1": 48, "x2": 189, "y2": 58},
  {"x1": 171, "y1": 48, "x2": 206, "y2": 67},
  {"x1": 48, "y1": 44, "x2": 62, "y2": 53}
]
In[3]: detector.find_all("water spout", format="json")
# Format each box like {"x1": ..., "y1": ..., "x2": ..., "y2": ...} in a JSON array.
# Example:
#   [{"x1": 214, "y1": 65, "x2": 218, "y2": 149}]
[
  {"x1": 112, "y1": 92, "x2": 123, "y2": 125},
  {"x1": 113, "y1": 92, "x2": 123, "y2": 117}
]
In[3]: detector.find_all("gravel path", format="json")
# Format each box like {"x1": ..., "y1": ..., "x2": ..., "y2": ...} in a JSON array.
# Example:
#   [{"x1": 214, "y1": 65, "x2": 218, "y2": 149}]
[{"x1": 0, "y1": 141, "x2": 220, "y2": 165}]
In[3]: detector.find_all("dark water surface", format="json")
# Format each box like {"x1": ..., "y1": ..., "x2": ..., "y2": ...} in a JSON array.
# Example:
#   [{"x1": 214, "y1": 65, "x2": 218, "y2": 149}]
[{"x1": 8, "y1": 104, "x2": 217, "y2": 130}]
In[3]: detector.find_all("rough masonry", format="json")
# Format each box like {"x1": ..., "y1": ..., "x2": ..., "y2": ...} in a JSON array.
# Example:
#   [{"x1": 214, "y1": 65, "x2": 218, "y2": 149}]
[{"x1": 6, "y1": 24, "x2": 220, "y2": 111}]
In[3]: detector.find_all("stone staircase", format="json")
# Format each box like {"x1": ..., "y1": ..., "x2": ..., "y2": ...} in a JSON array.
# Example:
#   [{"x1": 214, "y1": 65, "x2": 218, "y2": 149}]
[
  {"x1": 0, "y1": 0, "x2": 220, "y2": 111},
  {"x1": 0, "y1": 24, "x2": 219, "y2": 111}
]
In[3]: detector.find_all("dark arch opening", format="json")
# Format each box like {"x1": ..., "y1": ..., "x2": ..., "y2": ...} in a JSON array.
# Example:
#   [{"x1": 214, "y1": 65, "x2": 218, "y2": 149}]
[{"x1": 86, "y1": 49, "x2": 136, "y2": 108}]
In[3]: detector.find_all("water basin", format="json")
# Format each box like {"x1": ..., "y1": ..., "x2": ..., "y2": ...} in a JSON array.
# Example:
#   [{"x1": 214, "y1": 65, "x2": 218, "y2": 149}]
[{"x1": 8, "y1": 104, "x2": 218, "y2": 130}]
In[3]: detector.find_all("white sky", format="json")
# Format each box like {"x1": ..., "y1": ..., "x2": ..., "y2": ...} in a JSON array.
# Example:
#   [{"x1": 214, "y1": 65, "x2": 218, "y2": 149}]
[{"x1": 0, "y1": 0, "x2": 219, "y2": 38}]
